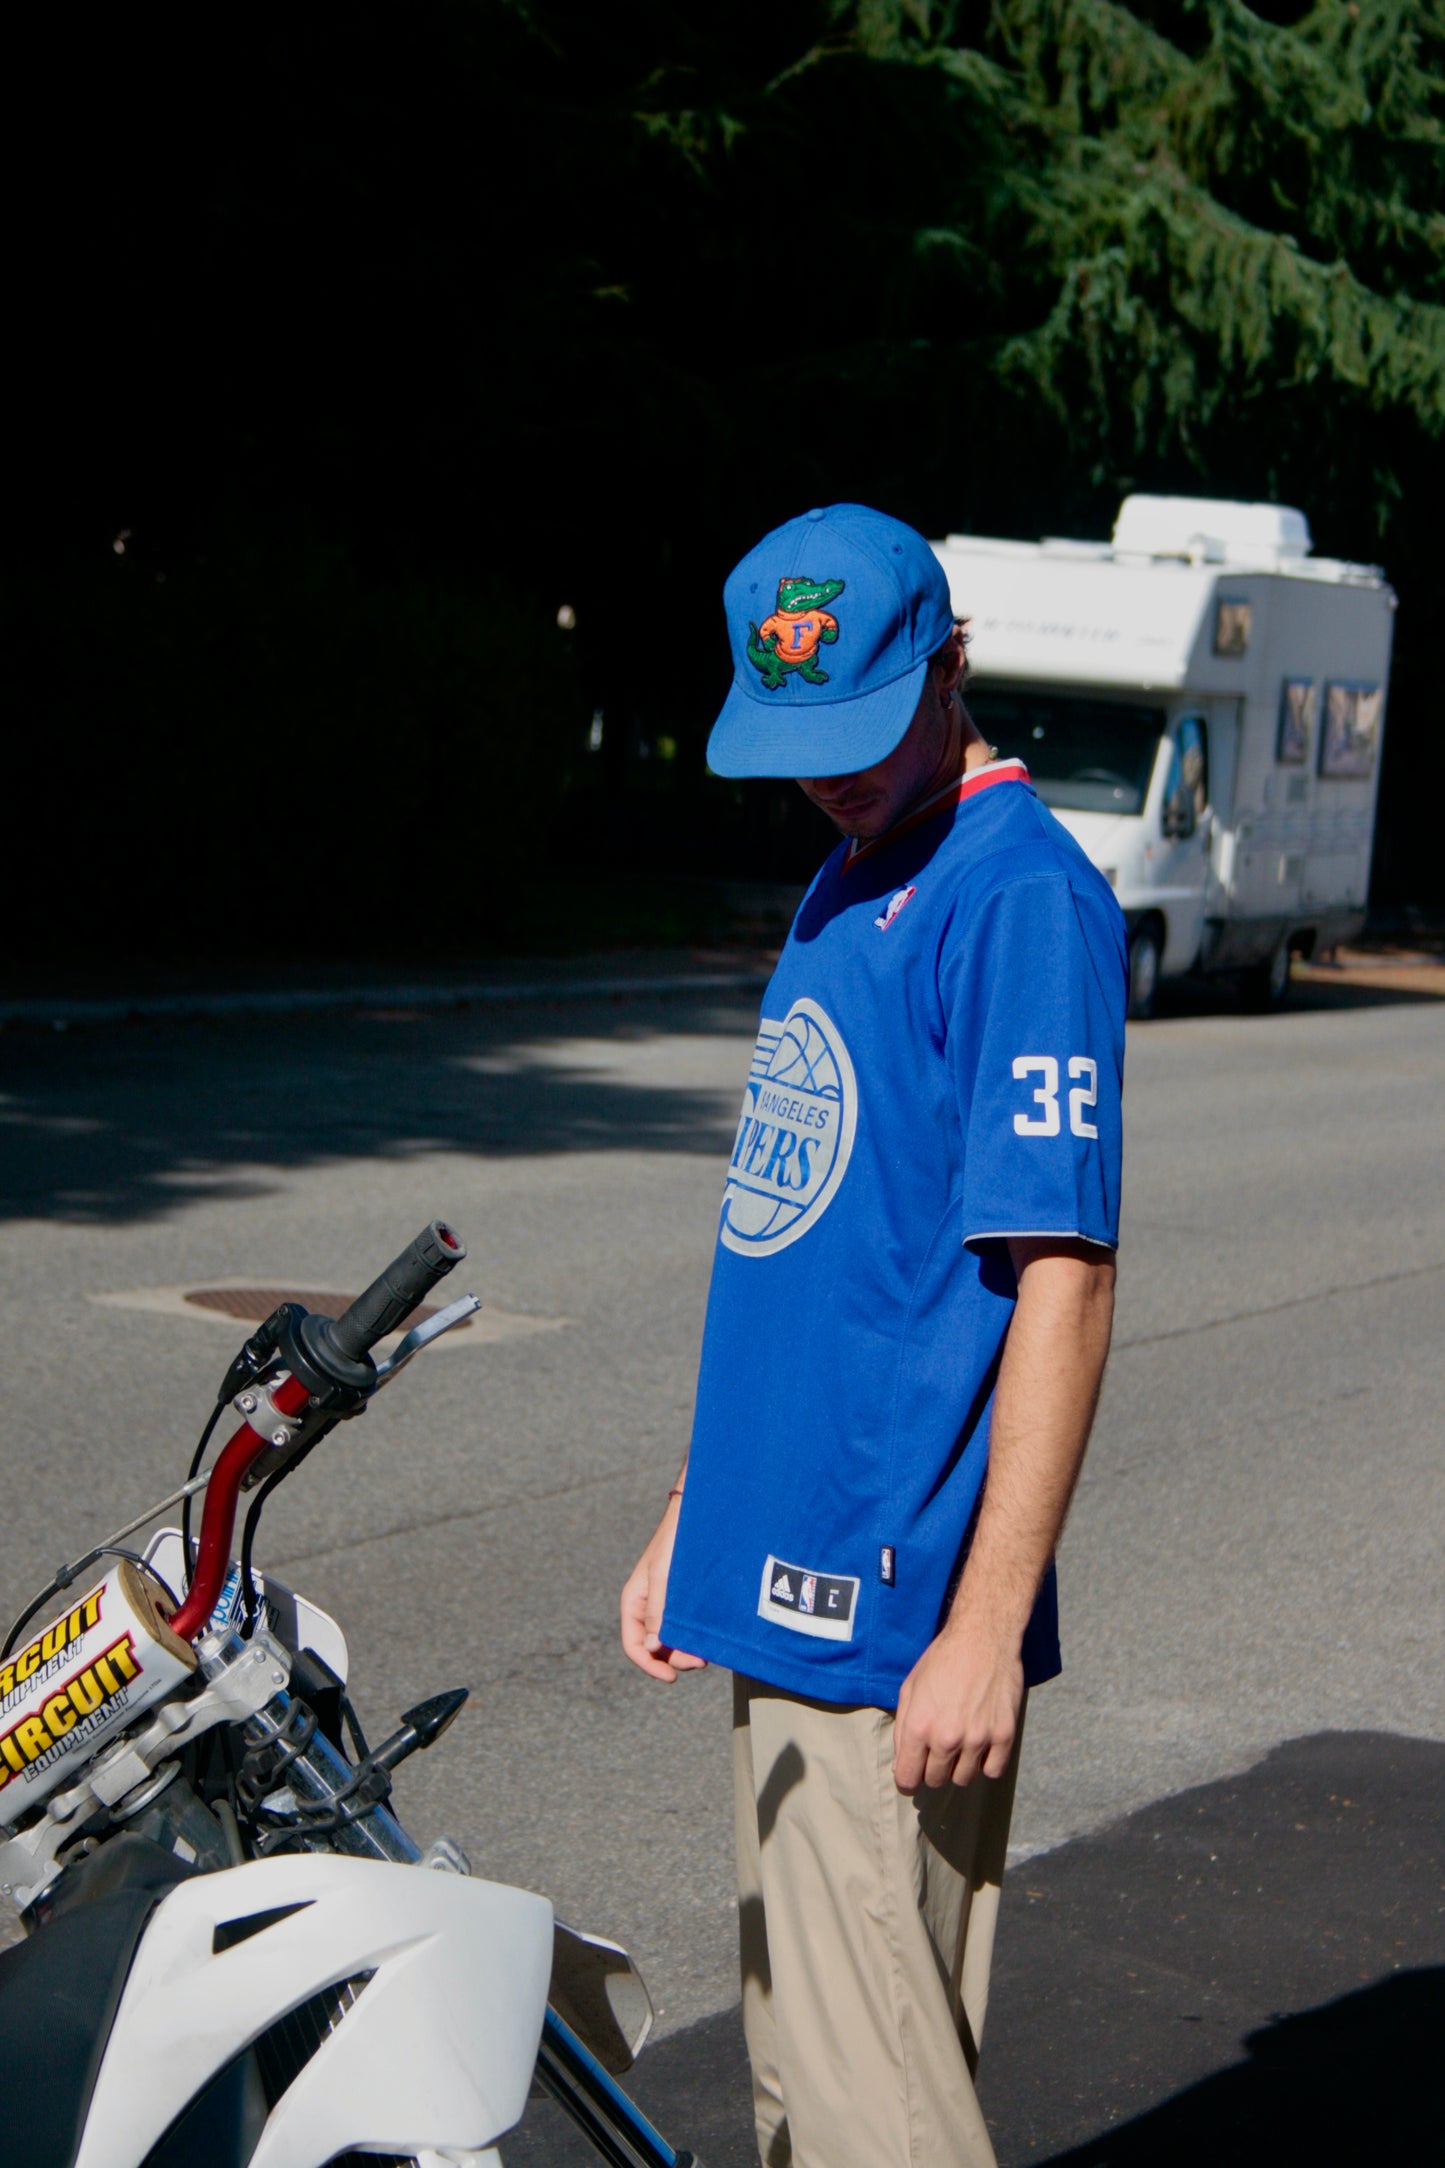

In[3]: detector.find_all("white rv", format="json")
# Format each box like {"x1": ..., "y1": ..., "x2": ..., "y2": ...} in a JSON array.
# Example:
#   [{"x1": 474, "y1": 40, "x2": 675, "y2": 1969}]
[{"x1": 932, "y1": 496, "x2": 1395, "y2": 1016}]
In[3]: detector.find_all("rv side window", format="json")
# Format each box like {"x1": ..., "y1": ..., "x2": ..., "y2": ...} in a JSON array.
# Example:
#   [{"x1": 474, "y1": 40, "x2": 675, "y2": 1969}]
[{"x1": 964, "y1": 690, "x2": 1165, "y2": 816}]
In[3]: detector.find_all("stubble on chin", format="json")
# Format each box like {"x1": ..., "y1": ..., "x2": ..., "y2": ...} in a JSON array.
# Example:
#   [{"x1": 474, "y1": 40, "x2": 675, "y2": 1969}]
[{"x1": 800, "y1": 788, "x2": 886, "y2": 839}]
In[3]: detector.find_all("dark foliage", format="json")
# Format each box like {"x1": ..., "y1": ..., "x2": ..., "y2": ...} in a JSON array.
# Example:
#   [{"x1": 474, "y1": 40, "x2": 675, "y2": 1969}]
[{"x1": 6, "y1": 0, "x2": 1443, "y2": 974}]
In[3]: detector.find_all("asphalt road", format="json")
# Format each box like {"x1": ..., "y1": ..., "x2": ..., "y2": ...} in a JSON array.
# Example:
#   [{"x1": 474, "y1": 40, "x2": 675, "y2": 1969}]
[{"x1": 1, "y1": 965, "x2": 1441, "y2": 2157}]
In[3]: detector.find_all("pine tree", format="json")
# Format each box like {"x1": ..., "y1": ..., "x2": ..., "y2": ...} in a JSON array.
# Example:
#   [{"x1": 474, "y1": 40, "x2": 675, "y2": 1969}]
[
  {"x1": 613, "y1": 0, "x2": 1445, "y2": 893},
  {"x1": 617, "y1": 0, "x2": 1445, "y2": 479}
]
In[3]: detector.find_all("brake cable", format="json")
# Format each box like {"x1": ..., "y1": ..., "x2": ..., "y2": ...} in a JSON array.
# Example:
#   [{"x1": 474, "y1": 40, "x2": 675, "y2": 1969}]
[
  {"x1": 1, "y1": 1470, "x2": 212, "y2": 1658},
  {"x1": 179, "y1": 1402, "x2": 225, "y2": 1590},
  {"x1": 237, "y1": 1423, "x2": 336, "y2": 1636}
]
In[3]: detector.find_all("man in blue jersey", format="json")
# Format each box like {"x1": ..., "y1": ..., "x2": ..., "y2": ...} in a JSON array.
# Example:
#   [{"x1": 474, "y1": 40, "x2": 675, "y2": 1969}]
[{"x1": 621, "y1": 504, "x2": 1125, "y2": 2168}]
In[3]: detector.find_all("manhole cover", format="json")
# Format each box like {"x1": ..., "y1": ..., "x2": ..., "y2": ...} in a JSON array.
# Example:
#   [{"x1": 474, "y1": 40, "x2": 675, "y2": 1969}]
[{"x1": 183, "y1": 1288, "x2": 463, "y2": 1336}]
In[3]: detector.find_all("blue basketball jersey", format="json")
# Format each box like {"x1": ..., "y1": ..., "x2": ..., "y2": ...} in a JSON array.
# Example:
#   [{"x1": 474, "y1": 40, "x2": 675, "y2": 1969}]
[{"x1": 662, "y1": 763, "x2": 1127, "y2": 1706}]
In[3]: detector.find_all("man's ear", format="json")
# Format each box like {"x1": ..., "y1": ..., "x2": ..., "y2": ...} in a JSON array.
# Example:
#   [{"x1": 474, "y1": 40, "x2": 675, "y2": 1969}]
[{"x1": 934, "y1": 625, "x2": 968, "y2": 699}]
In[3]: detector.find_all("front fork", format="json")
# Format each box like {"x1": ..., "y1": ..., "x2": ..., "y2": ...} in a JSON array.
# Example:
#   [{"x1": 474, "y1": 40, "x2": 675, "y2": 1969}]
[
  {"x1": 535, "y1": 2008, "x2": 702, "y2": 2168},
  {"x1": 255, "y1": 1713, "x2": 700, "y2": 2163}
]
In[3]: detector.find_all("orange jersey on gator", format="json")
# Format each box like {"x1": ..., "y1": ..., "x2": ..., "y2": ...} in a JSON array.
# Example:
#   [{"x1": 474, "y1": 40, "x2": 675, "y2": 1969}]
[{"x1": 756, "y1": 605, "x2": 838, "y2": 666}]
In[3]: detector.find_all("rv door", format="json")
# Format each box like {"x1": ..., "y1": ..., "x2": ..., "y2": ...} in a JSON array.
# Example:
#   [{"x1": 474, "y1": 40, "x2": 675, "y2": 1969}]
[
  {"x1": 1153, "y1": 711, "x2": 1212, "y2": 974},
  {"x1": 1200, "y1": 695, "x2": 1242, "y2": 920}
]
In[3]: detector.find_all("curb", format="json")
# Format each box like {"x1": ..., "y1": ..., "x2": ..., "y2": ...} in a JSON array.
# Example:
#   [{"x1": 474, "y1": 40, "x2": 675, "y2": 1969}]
[{"x1": 0, "y1": 970, "x2": 773, "y2": 1032}]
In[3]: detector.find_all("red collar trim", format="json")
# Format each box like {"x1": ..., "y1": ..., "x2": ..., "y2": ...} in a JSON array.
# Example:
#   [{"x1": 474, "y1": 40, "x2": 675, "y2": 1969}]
[{"x1": 842, "y1": 759, "x2": 1031, "y2": 873}]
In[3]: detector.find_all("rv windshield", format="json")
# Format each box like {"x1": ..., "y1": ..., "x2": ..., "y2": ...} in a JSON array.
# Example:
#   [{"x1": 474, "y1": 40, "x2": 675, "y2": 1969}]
[{"x1": 965, "y1": 690, "x2": 1165, "y2": 816}]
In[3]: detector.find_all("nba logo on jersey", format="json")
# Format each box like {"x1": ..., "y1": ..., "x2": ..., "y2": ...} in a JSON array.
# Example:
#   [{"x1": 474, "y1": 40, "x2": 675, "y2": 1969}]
[
  {"x1": 799, "y1": 1575, "x2": 817, "y2": 1614},
  {"x1": 720, "y1": 997, "x2": 859, "y2": 1259},
  {"x1": 874, "y1": 885, "x2": 916, "y2": 932}
]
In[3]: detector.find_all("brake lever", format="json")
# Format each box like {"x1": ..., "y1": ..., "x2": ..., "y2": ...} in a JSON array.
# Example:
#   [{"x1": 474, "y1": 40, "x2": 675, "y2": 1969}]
[{"x1": 371, "y1": 1292, "x2": 481, "y2": 1383}]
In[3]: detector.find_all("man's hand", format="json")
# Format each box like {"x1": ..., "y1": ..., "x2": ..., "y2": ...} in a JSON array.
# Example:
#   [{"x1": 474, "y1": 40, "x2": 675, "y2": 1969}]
[
  {"x1": 893, "y1": 1617, "x2": 1023, "y2": 1791},
  {"x1": 620, "y1": 1493, "x2": 708, "y2": 1681}
]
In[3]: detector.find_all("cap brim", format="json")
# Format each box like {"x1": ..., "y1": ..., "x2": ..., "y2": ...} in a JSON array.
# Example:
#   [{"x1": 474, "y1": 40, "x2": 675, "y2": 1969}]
[{"x1": 706, "y1": 658, "x2": 929, "y2": 780}]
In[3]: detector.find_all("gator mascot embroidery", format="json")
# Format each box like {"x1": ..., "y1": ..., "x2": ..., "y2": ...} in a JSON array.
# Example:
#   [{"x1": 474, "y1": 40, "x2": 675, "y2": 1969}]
[{"x1": 747, "y1": 576, "x2": 846, "y2": 689}]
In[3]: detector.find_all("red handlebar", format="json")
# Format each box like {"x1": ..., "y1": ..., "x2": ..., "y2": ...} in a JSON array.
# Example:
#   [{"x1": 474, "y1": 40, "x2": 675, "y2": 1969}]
[
  {"x1": 170, "y1": 1373, "x2": 312, "y2": 1641},
  {"x1": 170, "y1": 1223, "x2": 466, "y2": 1640}
]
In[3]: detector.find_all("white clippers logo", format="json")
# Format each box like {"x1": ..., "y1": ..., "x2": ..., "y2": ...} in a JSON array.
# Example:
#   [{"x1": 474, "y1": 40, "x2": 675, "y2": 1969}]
[
  {"x1": 720, "y1": 997, "x2": 858, "y2": 1259},
  {"x1": 874, "y1": 885, "x2": 916, "y2": 932}
]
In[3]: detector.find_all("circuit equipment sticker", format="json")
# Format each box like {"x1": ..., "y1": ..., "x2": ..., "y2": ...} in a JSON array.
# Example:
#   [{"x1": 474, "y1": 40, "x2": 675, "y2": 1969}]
[
  {"x1": 0, "y1": 1588, "x2": 105, "y2": 1712},
  {"x1": 0, "y1": 1632, "x2": 143, "y2": 1795}
]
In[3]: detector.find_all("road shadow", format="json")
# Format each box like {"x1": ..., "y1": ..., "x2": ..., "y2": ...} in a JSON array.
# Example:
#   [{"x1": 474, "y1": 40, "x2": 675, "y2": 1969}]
[
  {"x1": 1150, "y1": 968, "x2": 1445, "y2": 1019},
  {"x1": 0, "y1": 988, "x2": 761, "y2": 1225},
  {"x1": 1034, "y1": 1968, "x2": 1441, "y2": 2164},
  {"x1": 502, "y1": 1729, "x2": 1445, "y2": 2167},
  {"x1": 5, "y1": 946, "x2": 1440, "y2": 1226},
  {"x1": 3, "y1": 955, "x2": 1439, "y2": 1227},
  {"x1": 981, "y1": 1728, "x2": 1445, "y2": 2164}
]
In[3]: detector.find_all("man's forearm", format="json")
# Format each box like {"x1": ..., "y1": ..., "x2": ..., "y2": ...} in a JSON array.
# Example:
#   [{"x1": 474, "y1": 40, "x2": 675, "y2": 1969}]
[
  {"x1": 892, "y1": 1240, "x2": 1115, "y2": 1791},
  {"x1": 946, "y1": 1240, "x2": 1115, "y2": 1650}
]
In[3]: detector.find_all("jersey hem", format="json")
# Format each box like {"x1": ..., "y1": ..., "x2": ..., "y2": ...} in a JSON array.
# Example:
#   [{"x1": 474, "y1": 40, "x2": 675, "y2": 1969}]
[
  {"x1": 660, "y1": 1613, "x2": 1064, "y2": 1705},
  {"x1": 662, "y1": 1613, "x2": 906, "y2": 1708}
]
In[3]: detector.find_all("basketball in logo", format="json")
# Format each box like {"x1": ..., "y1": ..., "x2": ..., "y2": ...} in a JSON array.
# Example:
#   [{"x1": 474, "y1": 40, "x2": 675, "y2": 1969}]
[{"x1": 720, "y1": 996, "x2": 858, "y2": 1258}]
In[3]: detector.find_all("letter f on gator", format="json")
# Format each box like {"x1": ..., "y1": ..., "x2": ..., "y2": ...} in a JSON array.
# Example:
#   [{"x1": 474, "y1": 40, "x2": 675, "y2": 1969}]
[{"x1": 748, "y1": 576, "x2": 846, "y2": 689}]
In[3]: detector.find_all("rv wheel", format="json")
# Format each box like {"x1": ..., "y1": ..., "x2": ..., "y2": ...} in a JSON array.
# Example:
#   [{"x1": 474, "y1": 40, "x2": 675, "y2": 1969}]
[
  {"x1": 1127, "y1": 925, "x2": 1161, "y2": 1020},
  {"x1": 1240, "y1": 938, "x2": 1293, "y2": 1013}
]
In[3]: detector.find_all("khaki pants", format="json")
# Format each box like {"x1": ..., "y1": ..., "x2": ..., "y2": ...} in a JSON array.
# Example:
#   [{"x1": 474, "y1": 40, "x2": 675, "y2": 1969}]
[{"x1": 732, "y1": 1674, "x2": 1024, "y2": 2168}]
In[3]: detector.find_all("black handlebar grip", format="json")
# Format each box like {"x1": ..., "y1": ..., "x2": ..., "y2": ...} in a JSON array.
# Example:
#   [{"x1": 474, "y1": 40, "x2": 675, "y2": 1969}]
[{"x1": 329, "y1": 1219, "x2": 467, "y2": 1361}]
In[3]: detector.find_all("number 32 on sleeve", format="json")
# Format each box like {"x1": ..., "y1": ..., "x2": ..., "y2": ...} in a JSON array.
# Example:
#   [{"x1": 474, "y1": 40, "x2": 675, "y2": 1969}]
[{"x1": 1011, "y1": 1055, "x2": 1099, "y2": 1139}]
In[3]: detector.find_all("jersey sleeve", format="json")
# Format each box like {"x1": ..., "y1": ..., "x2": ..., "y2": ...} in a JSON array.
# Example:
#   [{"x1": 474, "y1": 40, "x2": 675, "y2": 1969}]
[{"x1": 949, "y1": 871, "x2": 1126, "y2": 1251}]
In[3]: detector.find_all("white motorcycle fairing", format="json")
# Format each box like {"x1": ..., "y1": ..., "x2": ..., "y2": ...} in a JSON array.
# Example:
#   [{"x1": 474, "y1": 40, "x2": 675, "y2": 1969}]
[{"x1": 72, "y1": 1855, "x2": 553, "y2": 2168}]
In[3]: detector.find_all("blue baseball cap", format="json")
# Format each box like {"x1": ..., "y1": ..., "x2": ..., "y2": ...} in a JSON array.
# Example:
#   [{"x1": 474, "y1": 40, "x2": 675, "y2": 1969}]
[{"x1": 707, "y1": 503, "x2": 955, "y2": 779}]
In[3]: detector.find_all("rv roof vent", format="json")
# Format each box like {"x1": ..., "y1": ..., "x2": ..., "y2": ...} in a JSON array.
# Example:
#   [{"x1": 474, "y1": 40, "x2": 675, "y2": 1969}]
[{"x1": 1112, "y1": 495, "x2": 1312, "y2": 567}]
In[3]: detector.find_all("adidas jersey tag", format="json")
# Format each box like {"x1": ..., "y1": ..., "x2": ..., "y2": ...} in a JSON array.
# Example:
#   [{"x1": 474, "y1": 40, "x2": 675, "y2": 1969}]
[{"x1": 758, "y1": 1553, "x2": 859, "y2": 1642}]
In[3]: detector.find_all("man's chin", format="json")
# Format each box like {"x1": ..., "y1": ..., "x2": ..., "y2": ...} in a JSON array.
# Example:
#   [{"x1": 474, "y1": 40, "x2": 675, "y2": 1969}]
[{"x1": 818, "y1": 800, "x2": 886, "y2": 838}]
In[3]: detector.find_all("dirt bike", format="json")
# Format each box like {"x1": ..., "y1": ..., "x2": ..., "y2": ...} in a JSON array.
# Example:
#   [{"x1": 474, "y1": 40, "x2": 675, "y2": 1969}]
[{"x1": 0, "y1": 1220, "x2": 700, "y2": 2168}]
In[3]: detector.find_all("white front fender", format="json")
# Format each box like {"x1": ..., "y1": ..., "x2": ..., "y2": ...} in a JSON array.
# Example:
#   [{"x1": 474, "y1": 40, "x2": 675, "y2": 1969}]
[{"x1": 74, "y1": 1855, "x2": 552, "y2": 2168}]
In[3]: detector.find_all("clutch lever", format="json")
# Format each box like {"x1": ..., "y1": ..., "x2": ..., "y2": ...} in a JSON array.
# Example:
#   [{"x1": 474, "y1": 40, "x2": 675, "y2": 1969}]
[{"x1": 371, "y1": 1293, "x2": 482, "y2": 1383}]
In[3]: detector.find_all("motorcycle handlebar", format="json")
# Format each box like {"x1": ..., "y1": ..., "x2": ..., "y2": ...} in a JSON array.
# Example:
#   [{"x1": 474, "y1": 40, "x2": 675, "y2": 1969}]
[
  {"x1": 328, "y1": 1220, "x2": 467, "y2": 1361},
  {"x1": 171, "y1": 1220, "x2": 470, "y2": 1640}
]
